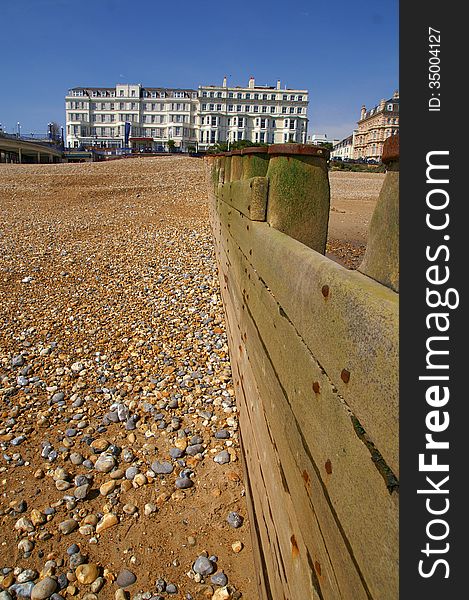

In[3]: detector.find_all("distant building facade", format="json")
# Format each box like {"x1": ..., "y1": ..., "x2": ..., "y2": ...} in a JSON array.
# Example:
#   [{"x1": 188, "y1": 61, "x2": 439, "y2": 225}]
[
  {"x1": 331, "y1": 132, "x2": 356, "y2": 160},
  {"x1": 353, "y1": 91, "x2": 399, "y2": 161},
  {"x1": 307, "y1": 133, "x2": 339, "y2": 147},
  {"x1": 65, "y1": 78, "x2": 309, "y2": 151},
  {"x1": 65, "y1": 84, "x2": 198, "y2": 151}
]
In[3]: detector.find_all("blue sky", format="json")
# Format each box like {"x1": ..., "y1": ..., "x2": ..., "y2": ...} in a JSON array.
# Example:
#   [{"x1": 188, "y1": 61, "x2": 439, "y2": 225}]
[{"x1": 0, "y1": 0, "x2": 398, "y2": 141}]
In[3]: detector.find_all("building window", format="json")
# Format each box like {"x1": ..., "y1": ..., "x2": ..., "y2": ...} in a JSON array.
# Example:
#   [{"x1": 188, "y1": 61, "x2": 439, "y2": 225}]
[
  {"x1": 246, "y1": 93, "x2": 251, "y2": 99},
  {"x1": 282, "y1": 107, "x2": 287, "y2": 114},
  {"x1": 210, "y1": 131, "x2": 216, "y2": 143},
  {"x1": 290, "y1": 107, "x2": 295, "y2": 113},
  {"x1": 211, "y1": 116, "x2": 217, "y2": 126},
  {"x1": 209, "y1": 104, "x2": 214, "y2": 110},
  {"x1": 254, "y1": 106, "x2": 259, "y2": 112},
  {"x1": 270, "y1": 106, "x2": 275, "y2": 113},
  {"x1": 202, "y1": 91, "x2": 207, "y2": 97},
  {"x1": 216, "y1": 104, "x2": 222, "y2": 111},
  {"x1": 254, "y1": 93, "x2": 259, "y2": 100},
  {"x1": 283, "y1": 95, "x2": 287, "y2": 100},
  {"x1": 237, "y1": 105, "x2": 241, "y2": 112},
  {"x1": 262, "y1": 106, "x2": 267, "y2": 113},
  {"x1": 260, "y1": 118, "x2": 266, "y2": 129},
  {"x1": 228, "y1": 105, "x2": 234, "y2": 111},
  {"x1": 297, "y1": 107, "x2": 302, "y2": 113},
  {"x1": 260, "y1": 132, "x2": 265, "y2": 143}
]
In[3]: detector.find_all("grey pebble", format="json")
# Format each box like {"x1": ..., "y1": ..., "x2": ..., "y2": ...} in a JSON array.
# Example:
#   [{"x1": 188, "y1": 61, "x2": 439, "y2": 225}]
[
  {"x1": 214, "y1": 450, "x2": 230, "y2": 465},
  {"x1": 169, "y1": 447, "x2": 184, "y2": 459},
  {"x1": 151, "y1": 461, "x2": 173, "y2": 475},
  {"x1": 116, "y1": 569, "x2": 136, "y2": 587},
  {"x1": 70, "y1": 453, "x2": 84, "y2": 465},
  {"x1": 125, "y1": 466, "x2": 139, "y2": 480},
  {"x1": 66, "y1": 543, "x2": 80, "y2": 555},
  {"x1": 211, "y1": 572, "x2": 228, "y2": 586},
  {"x1": 16, "y1": 569, "x2": 38, "y2": 583},
  {"x1": 193, "y1": 556, "x2": 215, "y2": 576},
  {"x1": 9, "y1": 583, "x2": 34, "y2": 598},
  {"x1": 227, "y1": 511, "x2": 244, "y2": 528},
  {"x1": 186, "y1": 444, "x2": 204, "y2": 456},
  {"x1": 215, "y1": 429, "x2": 230, "y2": 439},
  {"x1": 12, "y1": 355, "x2": 25, "y2": 367},
  {"x1": 175, "y1": 477, "x2": 193, "y2": 489},
  {"x1": 165, "y1": 584, "x2": 177, "y2": 594},
  {"x1": 69, "y1": 553, "x2": 86, "y2": 568}
]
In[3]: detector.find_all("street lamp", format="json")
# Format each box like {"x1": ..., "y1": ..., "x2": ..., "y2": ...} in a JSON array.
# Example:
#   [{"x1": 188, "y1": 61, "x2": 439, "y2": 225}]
[{"x1": 17, "y1": 122, "x2": 21, "y2": 138}]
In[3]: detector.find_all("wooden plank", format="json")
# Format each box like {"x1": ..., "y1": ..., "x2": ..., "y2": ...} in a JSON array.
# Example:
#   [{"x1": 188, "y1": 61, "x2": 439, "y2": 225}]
[
  {"x1": 216, "y1": 198, "x2": 399, "y2": 477},
  {"x1": 218, "y1": 242, "x2": 333, "y2": 600},
  {"x1": 213, "y1": 211, "x2": 373, "y2": 600},
  {"x1": 215, "y1": 218, "x2": 398, "y2": 599},
  {"x1": 218, "y1": 177, "x2": 268, "y2": 221}
]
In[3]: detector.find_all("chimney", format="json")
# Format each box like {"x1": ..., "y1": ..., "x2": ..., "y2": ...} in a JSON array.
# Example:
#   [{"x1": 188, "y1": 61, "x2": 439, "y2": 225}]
[
  {"x1": 276, "y1": 79, "x2": 281, "y2": 90},
  {"x1": 222, "y1": 76, "x2": 227, "y2": 88},
  {"x1": 393, "y1": 90, "x2": 399, "y2": 99},
  {"x1": 360, "y1": 105, "x2": 366, "y2": 120},
  {"x1": 248, "y1": 76, "x2": 255, "y2": 89},
  {"x1": 379, "y1": 98, "x2": 386, "y2": 110}
]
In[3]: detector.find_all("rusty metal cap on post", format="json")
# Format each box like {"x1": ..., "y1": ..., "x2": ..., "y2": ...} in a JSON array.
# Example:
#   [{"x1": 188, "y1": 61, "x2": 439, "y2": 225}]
[
  {"x1": 382, "y1": 134, "x2": 399, "y2": 164},
  {"x1": 240, "y1": 146, "x2": 269, "y2": 155},
  {"x1": 268, "y1": 143, "x2": 330, "y2": 160}
]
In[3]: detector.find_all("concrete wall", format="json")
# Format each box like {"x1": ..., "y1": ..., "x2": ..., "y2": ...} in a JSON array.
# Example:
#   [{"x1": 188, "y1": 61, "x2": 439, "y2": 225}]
[{"x1": 206, "y1": 138, "x2": 399, "y2": 600}]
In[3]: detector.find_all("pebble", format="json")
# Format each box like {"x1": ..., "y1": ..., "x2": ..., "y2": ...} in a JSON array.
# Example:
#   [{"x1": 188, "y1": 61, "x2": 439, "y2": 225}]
[
  {"x1": 226, "y1": 512, "x2": 244, "y2": 528},
  {"x1": 211, "y1": 572, "x2": 228, "y2": 587},
  {"x1": 31, "y1": 577, "x2": 58, "y2": 599},
  {"x1": 165, "y1": 584, "x2": 177, "y2": 594},
  {"x1": 193, "y1": 556, "x2": 216, "y2": 577},
  {"x1": 10, "y1": 583, "x2": 35, "y2": 599},
  {"x1": 94, "y1": 454, "x2": 116, "y2": 473},
  {"x1": 150, "y1": 461, "x2": 173, "y2": 475},
  {"x1": 75, "y1": 564, "x2": 99, "y2": 584},
  {"x1": 59, "y1": 519, "x2": 78, "y2": 534},
  {"x1": 175, "y1": 477, "x2": 193, "y2": 489},
  {"x1": 213, "y1": 451, "x2": 230, "y2": 465},
  {"x1": 96, "y1": 512, "x2": 119, "y2": 533},
  {"x1": 116, "y1": 569, "x2": 136, "y2": 587},
  {"x1": 17, "y1": 569, "x2": 38, "y2": 583}
]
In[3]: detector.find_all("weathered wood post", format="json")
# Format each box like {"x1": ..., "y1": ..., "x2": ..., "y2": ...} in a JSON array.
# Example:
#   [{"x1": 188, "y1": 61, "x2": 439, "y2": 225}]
[
  {"x1": 241, "y1": 146, "x2": 270, "y2": 179},
  {"x1": 266, "y1": 144, "x2": 330, "y2": 253},
  {"x1": 359, "y1": 134, "x2": 399, "y2": 292}
]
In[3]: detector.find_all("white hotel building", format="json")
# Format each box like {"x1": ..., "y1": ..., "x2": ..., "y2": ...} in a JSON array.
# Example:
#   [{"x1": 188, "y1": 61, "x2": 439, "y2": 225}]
[{"x1": 65, "y1": 78, "x2": 309, "y2": 151}]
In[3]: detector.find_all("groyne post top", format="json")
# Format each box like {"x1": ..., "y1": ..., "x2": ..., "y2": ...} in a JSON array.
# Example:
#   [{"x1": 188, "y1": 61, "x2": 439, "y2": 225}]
[
  {"x1": 241, "y1": 146, "x2": 270, "y2": 180},
  {"x1": 359, "y1": 134, "x2": 400, "y2": 292},
  {"x1": 266, "y1": 144, "x2": 330, "y2": 254},
  {"x1": 230, "y1": 150, "x2": 244, "y2": 181}
]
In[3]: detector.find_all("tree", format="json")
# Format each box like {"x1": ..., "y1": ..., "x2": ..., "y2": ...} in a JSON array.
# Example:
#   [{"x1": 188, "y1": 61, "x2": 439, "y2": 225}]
[{"x1": 167, "y1": 139, "x2": 176, "y2": 152}]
